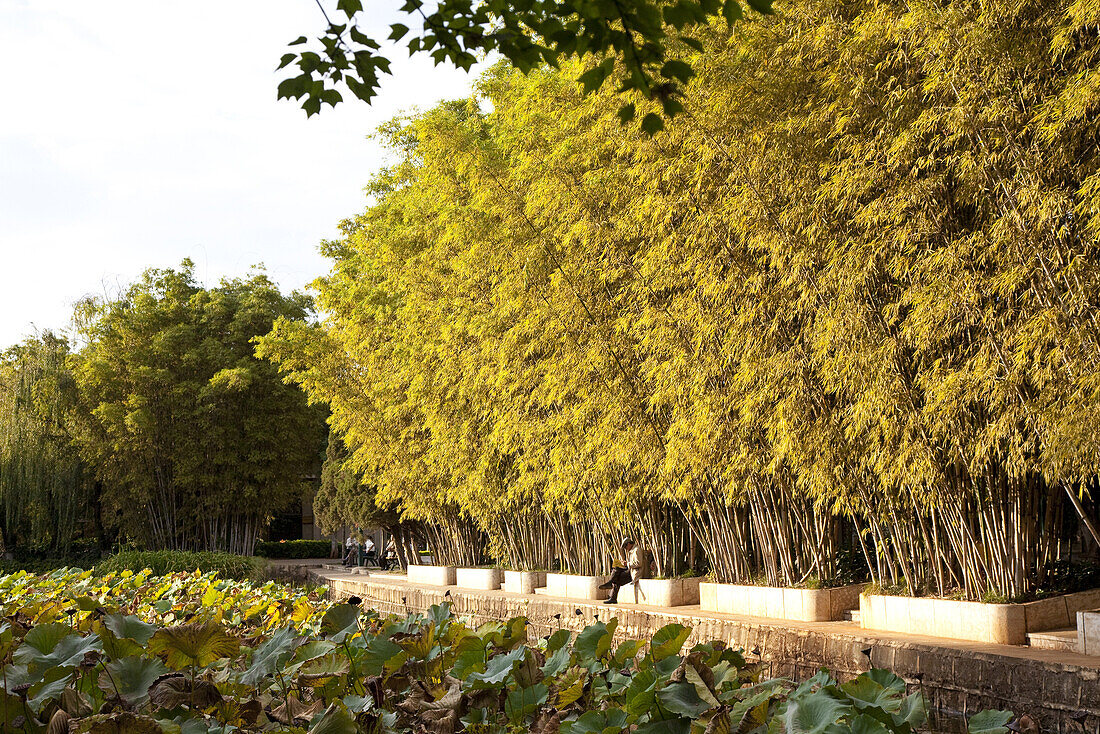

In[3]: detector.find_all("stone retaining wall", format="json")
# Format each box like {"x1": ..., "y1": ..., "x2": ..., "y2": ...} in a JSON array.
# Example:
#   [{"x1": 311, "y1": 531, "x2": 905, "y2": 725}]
[{"x1": 316, "y1": 574, "x2": 1100, "y2": 733}]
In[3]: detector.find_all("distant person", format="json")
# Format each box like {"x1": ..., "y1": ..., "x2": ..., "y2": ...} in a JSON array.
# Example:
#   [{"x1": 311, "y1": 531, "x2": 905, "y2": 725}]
[
  {"x1": 381, "y1": 538, "x2": 398, "y2": 571},
  {"x1": 599, "y1": 539, "x2": 642, "y2": 604},
  {"x1": 363, "y1": 536, "x2": 377, "y2": 567},
  {"x1": 343, "y1": 536, "x2": 357, "y2": 567}
]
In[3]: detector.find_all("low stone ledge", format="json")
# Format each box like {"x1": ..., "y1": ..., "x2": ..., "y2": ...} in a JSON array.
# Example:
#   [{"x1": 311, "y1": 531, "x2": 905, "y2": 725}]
[
  {"x1": 619, "y1": 577, "x2": 701, "y2": 607},
  {"x1": 314, "y1": 573, "x2": 1100, "y2": 732},
  {"x1": 700, "y1": 582, "x2": 861, "y2": 622},
  {"x1": 545, "y1": 573, "x2": 612, "y2": 600},
  {"x1": 1023, "y1": 588, "x2": 1100, "y2": 632},
  {"x1": 1078, "y1": 610, "x2": 1100, "y2": 656},
  {"x1": 406, "y1": 564, "x2": 456, "y2": 586},
  {"x1": 455, "y1": 567, "x2": 502, "y2": 590},
  {"x1": 504, "y1": 570, "x2": 546, "y2": 595},
  {"x1": 860, "y1": 594, "x2": 1027, "y2": 645}
]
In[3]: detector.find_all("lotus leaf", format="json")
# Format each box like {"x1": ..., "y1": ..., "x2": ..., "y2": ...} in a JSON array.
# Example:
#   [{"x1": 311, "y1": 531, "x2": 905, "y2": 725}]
[
  {"x1": 786, "y1": 690, "x2": 853, "y2": 734},
  {"x1": 541, "y1": 645, "x2": 571, "y2": 678},
  {"x1": 657, "y1": 681, "x2": 712, "y2": 718},
  {"x1": 99, "y1": 656, "x2": 170, "y2": 706},
  {"x1": 647, "y1": 624, "x2": 690, "y2": 663},
  {"x1": 299, "y1": 652, "x2": 351, "y2": 684},
  {"x1": 27, "y1": 665, "x2": 75, "y2": 713},
  {"x1": 465, "y1": 646, "x2": 526, "y2": 688},
  {"x1": 574, "y1": 620, "x2": 615, "y2": 664},
  {"x1": 311, "y1": 702, "x2": 358, "y2": 734},
  {"x1": 242, "y1": 625, "x2": 301, "y2": 686},
  {"x1": 320, "y1": 604, "x2": 360, "y2": 640},
  {"x1": 505, "y1": 682, "x2": 548, "y2": 724},
  {"x1": 967, "y1": 710, "x2": 1013, "y2": 734},
  {"x1": 149, "y1": 623, "x2": 239, "y2": 670},
  {"x1": 103, "y1": 614, "x2": 158, "y2": 645},
  {"x1": 148, "y1": 675, "x2": 223, "y2": 710},
  {"x1": 15, "y1": 624, "x2": 102, "y2": 671},
  {"x1": 70, "y1": 711, "x2": 163, "y2": 733},
  {"x1": 554, "y1": 667, "x2": 587, "y2": 707}
]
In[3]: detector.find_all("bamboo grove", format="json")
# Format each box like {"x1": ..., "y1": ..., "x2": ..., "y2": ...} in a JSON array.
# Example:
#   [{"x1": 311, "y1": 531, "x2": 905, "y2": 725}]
[
  {"x1": 0, "y1": 264, "x2": 328, "y2": 555},
  {"x1": 257, "y1": 0, "x2": 1100, "y2": 600}
]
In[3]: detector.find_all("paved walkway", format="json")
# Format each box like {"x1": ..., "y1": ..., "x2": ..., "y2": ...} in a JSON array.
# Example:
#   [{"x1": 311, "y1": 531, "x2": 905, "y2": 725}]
[{"x1": 280, "y1": 561, "x2": 1100, "y2": 671}]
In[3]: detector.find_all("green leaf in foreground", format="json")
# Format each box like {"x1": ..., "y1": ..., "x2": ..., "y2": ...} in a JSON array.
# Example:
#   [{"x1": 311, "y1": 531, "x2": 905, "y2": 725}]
[
  {"x1": 967, "y1": 710, "x2": 1013, "y2": 734},
  {"x1": 465, "y1": 646, "x2": 526, "y2": 688},
  {"x1": 657, "y1": 681, "x2": 712, "y2": 718},
  {"x1": 99, "y1": 656, "x2": 169, "y2": 706},
  {"x1": 27, "y1": 665, "x2": 74, "y2": 713},
  {"x1": 103, "y1": 614, "x2": 157, "y2": 645},
  {"x1": 15, "y1": 624, "x2": 102, "y2": 671},
  {"x1": 311, "y1": 702, "x2": 358, "y2": 734},
  {"x1": 786, "y1": 690, "x2": 852, "y2": 734},
  {"x1": 648, "y1": 623, "x2": 690, "y2": 663},
  {"x1": 321, "y1": 603, "x2": 360, "y2": 639},
  {"x1": 242, "y1": 625, "x2": 301, "y2": 686},
  {"x1": 574, "y1": 619, "x2": 616, "y2": 663}
]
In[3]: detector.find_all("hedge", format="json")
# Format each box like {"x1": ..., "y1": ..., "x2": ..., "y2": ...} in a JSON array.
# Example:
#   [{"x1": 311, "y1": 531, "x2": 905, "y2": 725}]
[
  {"x1": 96, "y1": 551, "x2": 267, "y2": 581},
  {"x1": 253, "y1": 539, "x2": 332, "y2": 559}
]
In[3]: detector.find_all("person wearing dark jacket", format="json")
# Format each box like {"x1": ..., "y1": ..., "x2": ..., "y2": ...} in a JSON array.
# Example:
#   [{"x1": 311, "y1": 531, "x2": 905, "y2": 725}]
[{"x1": 599, "y1": 539, "x2": 641, "y2": 604}]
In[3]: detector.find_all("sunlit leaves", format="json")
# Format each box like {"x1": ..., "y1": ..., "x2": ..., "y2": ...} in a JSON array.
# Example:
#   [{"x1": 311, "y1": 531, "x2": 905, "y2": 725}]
[
  {"x1": 71, "y1": 262, "x2": 326, "y2": 554},
  {"x1": 276, "y1": 0, "x2": 771, "y2": 131},
  {"x1": 0, "y1": 567, "x2": 1017, "y2": 733},
  {"x1": 148, "y1": 622, "x2": 239, "y2": 670}
]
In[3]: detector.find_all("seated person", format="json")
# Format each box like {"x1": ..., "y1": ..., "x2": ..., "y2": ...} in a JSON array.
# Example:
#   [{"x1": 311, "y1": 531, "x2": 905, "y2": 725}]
[
  {"x1": 599, "y1": 539, "x2": 642, "y2": 604},
  {"x1": 362, "y1": 536, "x2": 378, "y2": 567},
  {"x1": 380, "y1": 538, "x2": 398, "y2": 570}
]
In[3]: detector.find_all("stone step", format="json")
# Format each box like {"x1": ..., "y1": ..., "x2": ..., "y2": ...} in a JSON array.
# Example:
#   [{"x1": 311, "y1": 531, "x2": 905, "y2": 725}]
[
  {"x1": 1027, "y1": 628, "x2": 1078, "y2": 652},
  {"x1": 842, "y1": 609, "x2": 861, "y2": 624}
]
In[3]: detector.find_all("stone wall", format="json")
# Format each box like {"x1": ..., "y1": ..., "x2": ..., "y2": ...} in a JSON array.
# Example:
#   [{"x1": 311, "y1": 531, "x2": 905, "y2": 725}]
[{"x1": 317, "y1": 574, "x2": 1100, "y2": 733}]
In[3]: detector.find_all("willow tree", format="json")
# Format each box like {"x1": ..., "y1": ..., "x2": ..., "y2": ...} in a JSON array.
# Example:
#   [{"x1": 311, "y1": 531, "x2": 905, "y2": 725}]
[
  {"x1": 0, "y1": 333, "x2": 95, "y2": 554},
  {"x1": 73, "y1": 261, "x2": 327, "y2": 553}
]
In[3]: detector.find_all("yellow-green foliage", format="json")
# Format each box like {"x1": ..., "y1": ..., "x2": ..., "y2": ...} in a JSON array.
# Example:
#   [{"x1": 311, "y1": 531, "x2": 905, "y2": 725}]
[{"x1": 259, "y1": 0, "x2": 1100, "y2": 598}]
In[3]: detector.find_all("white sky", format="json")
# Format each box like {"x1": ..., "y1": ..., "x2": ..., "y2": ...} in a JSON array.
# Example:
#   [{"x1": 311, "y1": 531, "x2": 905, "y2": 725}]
[{"x1": 0, "y1": 1, "x2": 483, "y2": 348}]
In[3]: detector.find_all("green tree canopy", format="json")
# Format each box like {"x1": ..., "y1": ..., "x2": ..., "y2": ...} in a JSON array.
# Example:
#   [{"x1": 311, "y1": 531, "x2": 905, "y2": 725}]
[
  {"x1": 73, "y1": 261, "x2": 327, "y2": 554},
  {"x1": 277, "y1": 0, "x2": 772, "y2": 132}
]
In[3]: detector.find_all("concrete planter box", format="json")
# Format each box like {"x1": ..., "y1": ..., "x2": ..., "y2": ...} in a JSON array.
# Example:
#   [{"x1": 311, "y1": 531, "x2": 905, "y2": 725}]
[
  {"x1": 407, "y1": 564, "x2": 456, "y2": 587},
  {"x1": 503, "y1": 570, "x2": 546, "y2": 595},
  {"x1": 1022, "y1": 588, "x2": 1100, "y2": 632},
  {"x1": 455, "y1": 567, "x2": 502, "y2": 590},
  {"x1": 544, "y1": 573, "x2": 612, "y2": 600},
  {"x1": 860, "y1": 594, "x2": 1027, "y2": 645},
  {"x1": 619, "y1": 577, "x2": 701, "y2": 607},
  {"x1": 700, "y1": 582, "x2": 862, "y2": 622},
  {"x1": 1076, "y1": 610, "x2": 1100, "y2": 655}
]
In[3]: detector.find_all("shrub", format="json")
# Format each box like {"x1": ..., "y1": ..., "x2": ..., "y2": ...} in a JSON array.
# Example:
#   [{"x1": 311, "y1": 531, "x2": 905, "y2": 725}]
[
  {"x1": 96, "y1": 550, "x2": 267, "y2": 580},
  {"x1": 253, "y1": 539, "x2": 332, "y2": 559}
]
